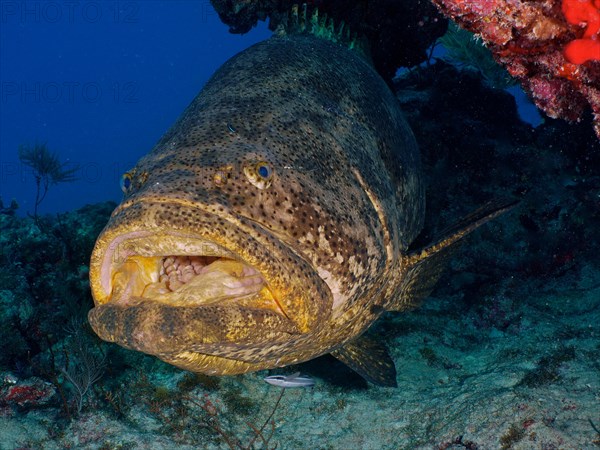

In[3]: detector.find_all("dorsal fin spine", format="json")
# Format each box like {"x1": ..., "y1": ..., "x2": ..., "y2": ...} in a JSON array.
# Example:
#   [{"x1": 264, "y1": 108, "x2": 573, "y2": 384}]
[{"x1": 276, "y1": 4, "x2": 368, "y2": 57}]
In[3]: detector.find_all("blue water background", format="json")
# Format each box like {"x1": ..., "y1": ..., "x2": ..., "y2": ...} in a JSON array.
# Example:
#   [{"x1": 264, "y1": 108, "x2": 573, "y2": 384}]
[
  {"x1": 1, "y1": 1, "x2": 537, "y2": 216},
  {"x1": 0, "y1": 1, "x2": 270, "y2": 215}
]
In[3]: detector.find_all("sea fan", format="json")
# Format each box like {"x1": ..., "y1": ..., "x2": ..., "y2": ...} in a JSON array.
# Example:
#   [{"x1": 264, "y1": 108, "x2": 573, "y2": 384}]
[
  {"x1": 18, "y1": 142, "x2": 78, "y2": 218},
  {"x1": 60, "y1": 319, "x2": 106, "y2": 415}
]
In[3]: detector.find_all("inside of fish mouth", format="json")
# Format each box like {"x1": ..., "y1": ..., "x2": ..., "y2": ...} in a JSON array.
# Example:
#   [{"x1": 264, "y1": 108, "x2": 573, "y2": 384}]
[{"x1": 109, "y1": 254, "x2": 269, "y2": 306}]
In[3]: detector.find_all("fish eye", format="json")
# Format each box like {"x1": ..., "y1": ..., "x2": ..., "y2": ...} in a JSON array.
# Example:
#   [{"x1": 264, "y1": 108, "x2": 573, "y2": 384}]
[
  {"x1": 256, "y1": 162, "x2": 272, "y2": 179},
  {"x1": 120, "y1": 172, "x2": 133, "y2": 193},
  {"x1": 244, "y1": 160, "x2": 274, "y2": 189}
]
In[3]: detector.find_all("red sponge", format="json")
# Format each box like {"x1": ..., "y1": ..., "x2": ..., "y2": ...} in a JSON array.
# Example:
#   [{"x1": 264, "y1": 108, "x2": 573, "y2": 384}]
[{"x1": 562, "y1": 0, "x2": 600, "y2": 64}]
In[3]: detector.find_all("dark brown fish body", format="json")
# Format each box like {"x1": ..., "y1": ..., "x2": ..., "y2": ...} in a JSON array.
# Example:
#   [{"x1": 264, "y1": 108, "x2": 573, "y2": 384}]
[{"x1": 89, "y1": 26, "x2": 510, "y2": 386}]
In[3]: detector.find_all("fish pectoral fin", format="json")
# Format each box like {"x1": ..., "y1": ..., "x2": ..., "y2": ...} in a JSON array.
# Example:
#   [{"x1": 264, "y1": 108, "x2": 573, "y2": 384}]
[
  {"x1": 330, "y1": 336, "x2": 397, "y2": 387},
  {"x1": 387, "y1": 198, "x2": 518, "y2": 312}
]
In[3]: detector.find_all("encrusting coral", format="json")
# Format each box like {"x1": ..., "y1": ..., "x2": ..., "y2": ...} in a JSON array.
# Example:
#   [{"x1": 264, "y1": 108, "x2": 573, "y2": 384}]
[{"x1": 430, "y1": 0, "x2": 600, "y2": 139}]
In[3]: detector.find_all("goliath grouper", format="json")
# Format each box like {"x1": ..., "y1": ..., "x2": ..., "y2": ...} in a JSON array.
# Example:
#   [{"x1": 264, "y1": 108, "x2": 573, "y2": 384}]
[{"x1": 88, "y1": 8, "x2": 512, "y2": 386}]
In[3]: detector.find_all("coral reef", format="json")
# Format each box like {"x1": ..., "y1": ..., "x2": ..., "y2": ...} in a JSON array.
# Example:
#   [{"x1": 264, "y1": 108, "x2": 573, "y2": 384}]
[
  {"x1": 209, "y1": 0, "x2": 600, "y2": 139},
  {"x1": 0, "y1": 376, "x2": 56, "y2": 409},
  {"x1": 430, "y1": 0, "x2": 600, "y2": 139},
  {"x1": 562, "y1": 0, "x2": 600, "y2": 64},
  {"x1": 0, "y1": 202, "x2": 114, "y2": 371}
]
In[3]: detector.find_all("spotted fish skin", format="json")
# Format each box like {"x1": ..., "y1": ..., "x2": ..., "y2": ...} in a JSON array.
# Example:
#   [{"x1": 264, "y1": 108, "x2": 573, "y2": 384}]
[{"x1": 88, "y1": 32, "x2": 427, "y2": 380}]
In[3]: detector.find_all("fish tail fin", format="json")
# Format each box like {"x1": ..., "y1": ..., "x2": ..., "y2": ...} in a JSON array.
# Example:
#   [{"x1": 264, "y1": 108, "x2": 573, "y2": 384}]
[{"x1": 386, "y1": 198, "x2": 518, "y2": 312}]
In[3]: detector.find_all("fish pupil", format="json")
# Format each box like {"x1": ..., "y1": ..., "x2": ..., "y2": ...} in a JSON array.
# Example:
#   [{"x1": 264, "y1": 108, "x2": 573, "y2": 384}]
[
  {"x1": 258, "y1": 165, "x2": 270, "y2": 178},
  {"x1": 120, "y1": 174, "x2": 131, "y2": 192}
]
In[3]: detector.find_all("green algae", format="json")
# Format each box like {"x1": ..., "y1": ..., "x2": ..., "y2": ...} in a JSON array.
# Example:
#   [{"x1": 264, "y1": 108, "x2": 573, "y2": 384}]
[
  {"x1": 499, "y1": 423, "x2": 526, "y2": 449},
  {"x1": 221, "y1": 386, "x2": 257, "y2": 416},
  {"x1": 177, "y1": 373, "x2": 221, "y2": 392}
]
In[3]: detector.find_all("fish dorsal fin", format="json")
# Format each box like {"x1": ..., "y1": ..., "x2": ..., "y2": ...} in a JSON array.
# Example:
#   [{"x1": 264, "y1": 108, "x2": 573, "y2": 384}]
[
  {"x1": 386, "y1": 199, "x2": 518, "y2": 312},
  {"x1": 274, "y1": 4, "x2": 369, "y2": 58},
  {"x1": 330, "y1": 335, "x2": 397, "y2": 387}
]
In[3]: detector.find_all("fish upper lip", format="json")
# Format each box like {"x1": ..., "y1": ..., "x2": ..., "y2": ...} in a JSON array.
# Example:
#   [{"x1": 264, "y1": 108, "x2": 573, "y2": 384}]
[{"x1": 92, "y1": 205, "x2": 281, "y2": 310}]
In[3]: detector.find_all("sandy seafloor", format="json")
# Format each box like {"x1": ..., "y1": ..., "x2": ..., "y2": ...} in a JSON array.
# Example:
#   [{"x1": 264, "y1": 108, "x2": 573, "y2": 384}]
[
  {"x1": 1, "y1": 250, "x2": 598, "y2": 449},
  {"x1": 1, "y1": 63, "x2": 599, "y2": 449}
]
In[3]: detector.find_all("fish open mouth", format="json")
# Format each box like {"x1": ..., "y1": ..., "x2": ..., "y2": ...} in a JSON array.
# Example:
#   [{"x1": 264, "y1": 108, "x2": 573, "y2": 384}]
[
  {"x1": 88, "y1": 229, "x2": 308, "y2": 358},
  {"x1": 89, "y1": 217, "x2": 328, "y2": 356},
  {"x1": 95, "y1": 231, "x2": 279, "y2": 310}
]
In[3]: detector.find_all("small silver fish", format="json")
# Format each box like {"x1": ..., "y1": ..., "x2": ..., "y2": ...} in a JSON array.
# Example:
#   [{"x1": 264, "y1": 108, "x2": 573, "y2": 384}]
[{"x1": 264, "y1": 372, "x2": 315, "y2": 388}]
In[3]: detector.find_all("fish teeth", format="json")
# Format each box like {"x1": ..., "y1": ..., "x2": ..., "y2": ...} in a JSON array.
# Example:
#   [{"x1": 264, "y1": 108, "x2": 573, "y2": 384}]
[
  {"x1": 161, "y1": 255, "x2": 220, "y2": 292},
  {"x1": 167, "y1": 276, "x2": 183, "y2": 291},
  {"x1": 192, "y1": 260, "x2": 204, "y2": 274},
  {"x1": 157, "y1": 255, "x2": 264, "y2": 294},
  {"x1": 163, "y1": 256, "x2": 175, "y2": 267},
  {"x1": 180, "y1": 266, "x2": 195, "y2": 283}
]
